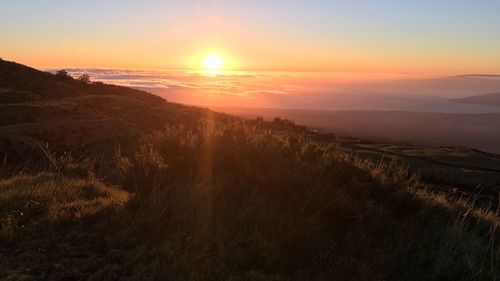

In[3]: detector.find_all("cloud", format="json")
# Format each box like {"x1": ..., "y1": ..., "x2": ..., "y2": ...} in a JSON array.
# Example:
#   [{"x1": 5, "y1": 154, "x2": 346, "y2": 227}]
[{"x1": 244, "y1": 90, "x2": 288, "y2": 96}]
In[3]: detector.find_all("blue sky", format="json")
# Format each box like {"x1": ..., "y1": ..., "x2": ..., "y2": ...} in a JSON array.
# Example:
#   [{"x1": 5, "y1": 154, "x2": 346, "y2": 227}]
[{"x1": 1, "y1": 0, "x2": 500, "y2": 73}]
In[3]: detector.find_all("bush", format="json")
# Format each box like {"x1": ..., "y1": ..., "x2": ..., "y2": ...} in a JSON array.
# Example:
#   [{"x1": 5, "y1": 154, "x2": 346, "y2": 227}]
[
  {"x1": 54, "y1": 70, "x2": 73, "y2": 81},
  {"x1": 78, "y1": 74, "x2": 91, "y2": 89}
]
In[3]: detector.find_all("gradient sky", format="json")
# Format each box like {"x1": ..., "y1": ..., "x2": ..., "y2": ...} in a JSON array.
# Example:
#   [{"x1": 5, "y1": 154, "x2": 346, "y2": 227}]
[{"x1": 1, "y1": 0, "x2": 500, "y2": 73}]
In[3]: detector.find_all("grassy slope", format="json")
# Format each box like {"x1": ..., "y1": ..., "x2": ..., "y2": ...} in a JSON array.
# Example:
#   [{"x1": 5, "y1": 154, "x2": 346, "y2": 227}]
[
  {"x1": 338, "y1": 138, "x2": 500, "y2": 205},
  {"x1": 0, "y1": 59, "x2": 499, "y2": 280},
  {"x1": 0, "y1": 58, "x2": 231, "y2": 173},
  {"x1": 0, "y1": 174, "x2": 129, "y2": 280},
  {"x1": 214, "y1": 106, "x2": 500, "y2": 201},
  {"x1": 214, "y1": 106, "x2": 500, "y2": 154},
  {"x1": 1, "y1": 125, "x2": 498, "y2": 280}
]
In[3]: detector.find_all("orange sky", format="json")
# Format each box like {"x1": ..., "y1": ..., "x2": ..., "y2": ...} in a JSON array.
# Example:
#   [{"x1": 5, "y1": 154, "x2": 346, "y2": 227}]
[{"x1": 1, "y1": 1, "x2": 500, "y2": 74}]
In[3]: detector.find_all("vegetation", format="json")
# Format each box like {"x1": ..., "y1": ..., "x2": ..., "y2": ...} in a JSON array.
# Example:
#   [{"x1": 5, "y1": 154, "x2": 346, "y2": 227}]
[
  {"x1": 337, "y1": 138, "x2": 500, "y2": 207},
  {"x1": 108, "y1": 122, "x2": 499, "y2": 280},
  {"x1": 0, "y1": 59, "x2": 499, "y2": 280}
]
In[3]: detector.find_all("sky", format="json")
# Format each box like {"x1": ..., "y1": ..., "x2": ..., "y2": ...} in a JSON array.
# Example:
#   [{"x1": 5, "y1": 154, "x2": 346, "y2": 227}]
[{"x1": 1, "y1": 0, "x2": 500, "y2": 74}]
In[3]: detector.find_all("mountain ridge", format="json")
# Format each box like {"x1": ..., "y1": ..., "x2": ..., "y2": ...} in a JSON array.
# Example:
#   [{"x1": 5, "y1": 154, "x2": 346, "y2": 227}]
[{"x1": 453, "y1": 91, "x2": 500, "y2": 106}]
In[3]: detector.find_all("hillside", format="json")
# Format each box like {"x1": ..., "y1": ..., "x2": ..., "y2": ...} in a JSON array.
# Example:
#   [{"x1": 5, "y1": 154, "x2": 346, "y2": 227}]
[
  {"x1": 453, "y1": 91, "x2": 500, "y2": 107},
  {"x1": 0, "y1": 59, "x2": 499, "y2": 280},
  {"x1": 337, "y1": 138, "x2": 500, "y2": 205},
  {"x1": 215, "y1": 106, "x2": 500, "y2": 203},
  {"x1": 0, "y1": 59, "x2": 235, "y2": 174},
  {"x1": 215, "y1": 107, "x2": 500, "y2": 154}
]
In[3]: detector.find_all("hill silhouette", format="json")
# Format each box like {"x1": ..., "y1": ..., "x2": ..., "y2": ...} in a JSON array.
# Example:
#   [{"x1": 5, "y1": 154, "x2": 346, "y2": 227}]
[
  {"x1": 0, "y1": 59, "x2": 236, "y2": 172},
  {"x1": 454, "y1": 91, "x2": 500, "y2": 107},
  {"x1": 0, "y1": 59, "x2": 499, "y2": 280}
]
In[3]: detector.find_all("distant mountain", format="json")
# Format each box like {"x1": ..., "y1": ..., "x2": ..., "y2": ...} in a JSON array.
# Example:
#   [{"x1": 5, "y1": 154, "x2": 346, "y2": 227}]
[
  {"x1": 453, "y1": 91, "x2": 500, "y2": 106},
  {"x1": 453, "y1": 74, "x2": 500, "y2": 78}
]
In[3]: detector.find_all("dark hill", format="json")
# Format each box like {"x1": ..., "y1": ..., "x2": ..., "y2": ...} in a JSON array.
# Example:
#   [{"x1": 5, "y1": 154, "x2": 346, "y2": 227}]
[
  {"x1": 453, "y1": 91, "x2": 500, "y2": 107},
  {"x1": 0, "y1": 59, "x2": 165, "y2": 104},
  {"x1": 0, "y1": 59, "x2": 237, "y2": 170}
]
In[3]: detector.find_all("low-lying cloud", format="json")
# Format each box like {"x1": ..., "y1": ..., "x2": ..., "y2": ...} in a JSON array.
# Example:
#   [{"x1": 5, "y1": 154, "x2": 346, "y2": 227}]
[{"x1": 47, "y1": 68, "x2": 500, "y2": 113}]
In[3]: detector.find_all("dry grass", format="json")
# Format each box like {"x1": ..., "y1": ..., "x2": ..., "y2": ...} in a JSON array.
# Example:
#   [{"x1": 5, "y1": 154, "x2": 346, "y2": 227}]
[
  {"x1": 0, "y1": 122, "x2": 499, "y2": 280},
  {"x1": 102, "y1": 122, "x2": 499, "y2": 280},
  {"x1": 0, "y1": 173, "x2": 129, "y2": 239}
]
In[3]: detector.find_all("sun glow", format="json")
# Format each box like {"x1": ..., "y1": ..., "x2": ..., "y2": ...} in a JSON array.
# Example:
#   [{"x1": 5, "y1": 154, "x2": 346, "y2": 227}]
[{"x1": 202, "y1": 54, "x2": 224, "y2": 70}]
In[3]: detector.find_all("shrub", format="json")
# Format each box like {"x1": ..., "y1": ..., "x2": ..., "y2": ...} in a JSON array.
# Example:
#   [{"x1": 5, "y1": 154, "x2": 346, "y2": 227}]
[
  {"x1": 54, "y1": 70, "x2": 73, "y2": 81},
  {"x1": 78, "y1": 74, "x2": 91, "y2": 89},
  {"x1": 78, "y1": 74, "x2": 90, "y2": 84}
]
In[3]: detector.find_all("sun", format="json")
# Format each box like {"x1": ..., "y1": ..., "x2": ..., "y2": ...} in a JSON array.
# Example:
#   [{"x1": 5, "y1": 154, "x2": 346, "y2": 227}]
[{"x1": 202, "y1": 54, "x2": 224, "y2": 69}]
